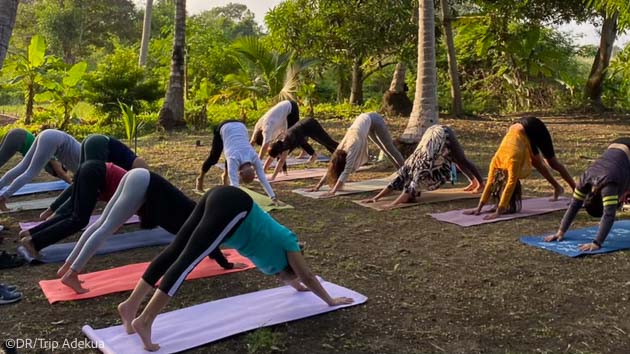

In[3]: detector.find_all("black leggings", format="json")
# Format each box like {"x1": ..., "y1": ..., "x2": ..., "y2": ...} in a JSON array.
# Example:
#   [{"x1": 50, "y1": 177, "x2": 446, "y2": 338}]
[
  {"x1": 201, "y1": 120, "x2": 241, "y2": 174},
  {"x1": 31, "y1": 161, "x2": 105, "y2": 251},
  {"x1": 287, "y1": 100, "x2": 299, "y2": 127},
  {"x1": 518, "y1": 116, "x2": 555, "y2": 158},
  {"x1": 289, "y1": 118, "x2": 338, "y2": 156},
  {"x1": 142, "y1": 186, "x2": 253, "y2": 296}
]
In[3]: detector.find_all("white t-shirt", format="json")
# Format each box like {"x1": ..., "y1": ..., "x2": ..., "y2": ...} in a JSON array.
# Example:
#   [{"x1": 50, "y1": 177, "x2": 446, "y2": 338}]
[
  {"x1": 336, "y1": 113, "x2": 375, "y2": 183},
  {"x1": 220, "y1": 122, "x2": 275, "y2": 199},
  {"x1": 253, "y1": 100, "x2": 293, "y2": 145}
]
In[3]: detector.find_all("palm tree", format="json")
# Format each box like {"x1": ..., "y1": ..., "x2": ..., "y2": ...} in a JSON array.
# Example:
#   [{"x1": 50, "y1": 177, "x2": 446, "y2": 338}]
[
  {"x1": 0, "y1": 0, "x2": 19, "y2": 70},
  {"x1": 400, "y1": 0, "x2": 438, "y2": 144},
  {"x1": 216, "y1": 37, "x2": 317, "y2": 104},
  {"x1": 138, "y1": 0, "x2": 153, "y2": 66},
  {"x1": 158, "y1": 0, "x2": 186, "y2": 130}
]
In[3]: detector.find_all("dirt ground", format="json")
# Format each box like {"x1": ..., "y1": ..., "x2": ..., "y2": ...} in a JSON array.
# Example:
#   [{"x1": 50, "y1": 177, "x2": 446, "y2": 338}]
[{"x1": 2, "y1": 112, "x2": 630, "y2": 354}]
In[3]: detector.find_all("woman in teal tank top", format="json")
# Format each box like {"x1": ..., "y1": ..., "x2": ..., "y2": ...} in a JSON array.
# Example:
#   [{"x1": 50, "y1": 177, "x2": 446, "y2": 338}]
[{"x1": 117, "y1": 186, "x2": 354, "y2": 352}]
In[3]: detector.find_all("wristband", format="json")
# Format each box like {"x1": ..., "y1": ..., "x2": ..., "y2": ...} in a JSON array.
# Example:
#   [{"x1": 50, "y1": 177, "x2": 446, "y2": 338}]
[{"x1": 592, "y1": 240, "x2": 601, "y2": 247}]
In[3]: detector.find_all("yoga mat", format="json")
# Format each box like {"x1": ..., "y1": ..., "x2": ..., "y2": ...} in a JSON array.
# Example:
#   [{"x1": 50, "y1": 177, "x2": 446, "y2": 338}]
[
  {"x1": 20, "y1": 214, "x2": 140, "y2": 231},
  {"x1": 429, "y1": 197, "x2": 570, "y2": 227},
  {"x1": 292, "y1": 177, "x2": 392, "y2": 199},
  {"x1": 520, "y1": 220, "x2": 630, "y2": 257},
  {"x1": 17, "y1": 228, "x2": 174, "y2": 264},
  {"x1": 0, "y1": 197, "x2": 56, "y2": 214},
  {"x1": 258, "y1": 168, "x2": 327, "y2": 183},
  {"x1": 82, "y1": 279, "x2": 367, "y2": 354},
  {"x1": 0, "y1": 180, "x2": 69, "y2": 196},
  {"x1": 39, "y1": 250, "x2": 255, "y2": 303},
  {"x1": 193, "y1": 187, "x2": 293, "y2": 211},
  {"x1": 214, "y1": 156, "x2": 331, "y2": 171},
  {"x1": 352, "y1": 188, "x2": 478, "y2": 211}
]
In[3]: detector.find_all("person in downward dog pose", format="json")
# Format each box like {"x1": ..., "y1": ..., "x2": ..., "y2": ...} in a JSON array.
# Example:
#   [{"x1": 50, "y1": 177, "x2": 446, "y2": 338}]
[
  {"x1": 512, "y1": 116, "x2": 575, "y2": 198},
  {"x1": 544, "y1": 138, "x2": 630, "y2": 251},
  {"x1": 309, "y1": 112, "x2": 405, "y2": 197},
  {"x1": 266, "y1": 117, "x2": 339, "y2": 181},
  {"x1": 40, "y1": 134, "x2": 149, "y2": 219},
  {"x1": 464, "y1": 123, "x2": 531, "y2": 220},
  {"x1": 195, "y1": 120, "x2": 277, "y2": 201},
  {"x1": 0, "y1": 128, "x2": 71, "y2": 182},
  {"x1": 362, "y1": 125, "x2": 484, "y2": 208},
  {"x1": 57, "y1": 168, "x2": 243, "y2": 293},
  {"x1": 117, "y1": 185, "x2": 354, "y2": 351},
  {"x1": 0, "y1": 129, "x2": 80, "y2": 210},
  {"x1": 250, "y1": 99, "x2": 302, "y2": 162},
  {"x1": 19, "y1": 161, "x2": 126, "y2": 261}
]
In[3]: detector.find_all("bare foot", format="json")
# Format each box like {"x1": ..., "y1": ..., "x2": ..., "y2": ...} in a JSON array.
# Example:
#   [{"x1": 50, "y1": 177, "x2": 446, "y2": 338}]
[
  {"x1": 132, "y1": 317, "x2": 160, "y2": 352},
  {"x1": 57, "y1": 262, "x2": 71, "y2": 278},
  {"x1": 18, "y1": 229, "x2": 30, "y2": 239},
  {"x1": 463, "y1": 182, "x2": 475, "y2": 191},
  {"x1": 117, "y1": 302, "x2": 137, "y2": 334},
  {"x1": 61, "y1": 271, "x2": 89, "y2": 294},
  {"x1": 472, "y1": 184, "x2": 485, "y2": 194},
  {"x1": 19, "y1": 236, "x2": 39, "y2": 258},
  {"x1": 551, "y1": 186, "x2": 564, "y2": 201}
]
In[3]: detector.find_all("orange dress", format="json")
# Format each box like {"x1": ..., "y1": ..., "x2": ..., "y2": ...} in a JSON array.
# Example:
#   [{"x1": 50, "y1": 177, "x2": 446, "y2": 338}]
[{"x1": 480, "y1": 127, "x2": 533, "y2": 209}]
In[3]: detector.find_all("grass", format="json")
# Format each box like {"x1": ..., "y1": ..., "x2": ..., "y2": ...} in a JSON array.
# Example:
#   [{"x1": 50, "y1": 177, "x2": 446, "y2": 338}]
[{"x1": 1, "y1": 111, "x2": 630, "y2": 353}]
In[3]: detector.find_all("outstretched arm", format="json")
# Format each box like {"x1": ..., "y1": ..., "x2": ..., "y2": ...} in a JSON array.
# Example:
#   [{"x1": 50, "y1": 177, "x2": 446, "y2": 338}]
[
  {"x1": 270, "y1": 151, "x2": 289, "y2": 181},
  {"x1": 286, "y1": 251, "x2": 353, "y2": 306}
]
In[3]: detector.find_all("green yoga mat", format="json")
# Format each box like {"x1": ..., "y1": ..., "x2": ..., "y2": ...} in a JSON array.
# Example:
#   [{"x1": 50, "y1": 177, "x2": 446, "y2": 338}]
[{"x1": 193, "y1": 187, "x2": 293, "y2": 211}]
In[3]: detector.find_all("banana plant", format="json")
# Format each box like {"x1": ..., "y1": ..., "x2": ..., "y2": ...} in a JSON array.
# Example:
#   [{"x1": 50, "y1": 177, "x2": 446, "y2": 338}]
[
  {"x1": 35, "y1": 61, "x2": 88, "y2": 129},
  {"x1": 3, "y1": 35, "x2": 52, "y2": 124}
]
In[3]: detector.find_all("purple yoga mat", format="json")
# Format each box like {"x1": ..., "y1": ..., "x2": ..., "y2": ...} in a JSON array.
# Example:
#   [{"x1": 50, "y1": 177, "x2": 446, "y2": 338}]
[
  {"x1": 83, "y1": 279, "x2": 367, "y2": 354},
  {"x1": 429, "y1": 197, "x2": 570, "y2": 227},
  {"x1": 20, "y1": 214, "x2": 140, "y2": 231}
]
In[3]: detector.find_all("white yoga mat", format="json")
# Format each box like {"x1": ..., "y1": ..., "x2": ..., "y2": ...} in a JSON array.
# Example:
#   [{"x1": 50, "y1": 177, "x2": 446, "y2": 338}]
[
  {"x1": 0, "y1": 197, "x2": 56, "y2": 214},
  {"x1": 83, "y1": 279, "x2": 367, "y2": 354}
]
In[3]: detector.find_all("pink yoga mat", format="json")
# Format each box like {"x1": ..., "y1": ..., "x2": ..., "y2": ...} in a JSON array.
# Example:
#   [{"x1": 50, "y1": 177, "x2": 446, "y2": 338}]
[
  {"x1": 82, "y1": 278, "x2": 367, "y2": 354},
  {"x1": 429, "y1": 197, "x2": 570, "y2": 227},
  {"x1": 20, "y1": 214, "x2": 140, "y2": 231},
  {"x1": 39, "y1": 250, "x2": 254, "y2": 303},
  {"x1": 256, "y1": 168, "x2": 327, "y2": 183}
]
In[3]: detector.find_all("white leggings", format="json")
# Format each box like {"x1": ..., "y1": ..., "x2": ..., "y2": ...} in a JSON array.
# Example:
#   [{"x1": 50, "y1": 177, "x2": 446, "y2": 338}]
[{"x1": 65, "y1": 168, "x2": 151, "y2": 272}]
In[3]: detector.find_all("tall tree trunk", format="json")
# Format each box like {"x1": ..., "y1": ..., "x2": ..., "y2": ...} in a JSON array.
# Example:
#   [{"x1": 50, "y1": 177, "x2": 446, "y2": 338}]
[
  {"x1": 0, "y1": 0, "x2": 19, "y2": 70},
  {"x1": 440, "y1": 0, "x2": 463, "y2": 117},
  {"x1": 381, "y1": 62, "x2": 412, "y2": 117},
  {"x1": 349, "y1": 58, "x2": 364, "y2": 105},
  {"x1": 158, "y1": 0, "x2": 186, "y2": 130},
  {"x1": 400, "y1": 0, "x2": 438, "y2": 144},
  {"x1": 138, "y1": 0, "x2": 153, "y2": 66},
  {"x1": 584, "y1": 11, "x2": 618, "y2": 110}
]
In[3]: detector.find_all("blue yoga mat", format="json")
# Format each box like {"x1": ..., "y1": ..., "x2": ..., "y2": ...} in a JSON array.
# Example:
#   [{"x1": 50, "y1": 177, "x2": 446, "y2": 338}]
[
  {"x1": 17, "y1": 228, "x2": 174, "y2": 264},
  {"x1": 520, "y1": 220, "x2": 630, "y2": 257},
  {"x1": 1, "y1": 180, "x2": 69, "y2": 196}
]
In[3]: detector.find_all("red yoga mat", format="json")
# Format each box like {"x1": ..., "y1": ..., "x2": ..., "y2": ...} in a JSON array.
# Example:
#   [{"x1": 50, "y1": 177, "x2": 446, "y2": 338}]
[{"x1": 39, "y1": 249, "x2": 254, "y2": 304}]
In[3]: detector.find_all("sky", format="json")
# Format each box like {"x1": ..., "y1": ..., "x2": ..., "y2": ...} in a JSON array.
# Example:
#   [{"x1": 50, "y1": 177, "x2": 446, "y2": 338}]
[{"x1": 134, "y1": 0, "x2": 630, "y2": 48}]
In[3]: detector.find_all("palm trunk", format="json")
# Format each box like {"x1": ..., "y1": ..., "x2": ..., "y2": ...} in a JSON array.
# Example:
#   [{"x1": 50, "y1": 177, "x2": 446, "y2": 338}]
[
  {"x1": 400, "y1": 0, "x2": 438, "y2": 144},
  {"x1": 382, "y1": 62, "x2": 412, "y2": 117},
  {"x1": 349, "y1": 57, "x2": 364, "y2": 105},
  {"x1": 138, "y1": 0, "x2": 153, "y2": 66},
  {"x1": 440, "y1": 0, "x2": 463, "y2": 117},
  {"x1": 158, "y1": 0, "x2": 186, "y2": 130},
  {"x1": 584, "y1": 11, "x2": 618, "y2": 110},
  {"x1": 0, "y1": 0, "x2": 19, "y2": 70}
]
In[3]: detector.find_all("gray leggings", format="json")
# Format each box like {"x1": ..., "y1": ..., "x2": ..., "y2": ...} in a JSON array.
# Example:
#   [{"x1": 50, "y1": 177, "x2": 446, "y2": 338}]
[
  {"x1": 65, "y1": 168, "x2": 150, "y2": 272},
  {"x1": 0, "y1": 130, "x2": 71, "y2": 199},
  {"x1": 368, "y1": 115, "x2": 405, "y2": 169},
  {"x1": 0, "y1": 128, "x2": 27, "y2": 169}
]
